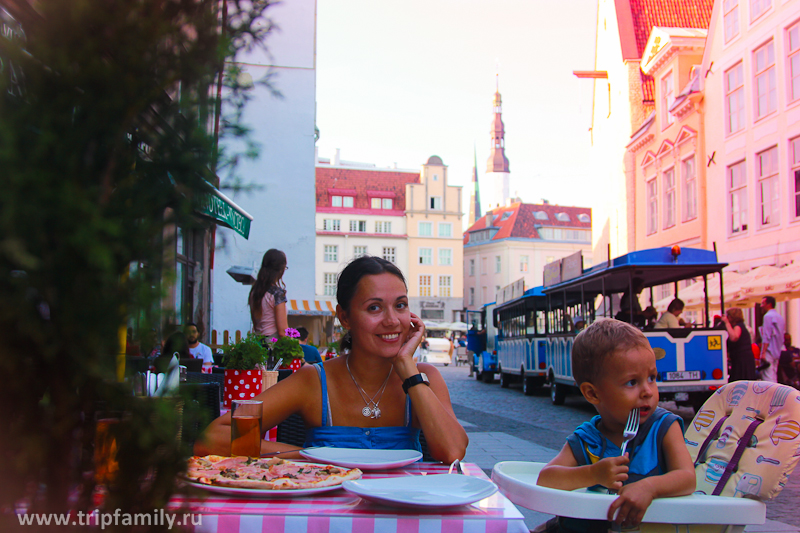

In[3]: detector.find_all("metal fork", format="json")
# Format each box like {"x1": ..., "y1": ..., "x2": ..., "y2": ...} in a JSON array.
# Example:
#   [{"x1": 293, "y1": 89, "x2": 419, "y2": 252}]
[
  {"x1": 619, "y1": 408, "x2": 640, "y2": 457},
  {"x1": 448, "y1": 458, "x2": 464, "y2": 475}
]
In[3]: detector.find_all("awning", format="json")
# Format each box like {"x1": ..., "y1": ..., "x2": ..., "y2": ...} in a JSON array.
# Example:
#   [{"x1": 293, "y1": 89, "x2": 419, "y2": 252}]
[
  {"x1": 288, "y1": 300, "x2": 336, "y2": 316},
  {"x1": 197, "y1": 185, "x2": 253, "y2": 239},
  {"x1": 736, "y1": 263, "x2": 800, "y2": 305}
]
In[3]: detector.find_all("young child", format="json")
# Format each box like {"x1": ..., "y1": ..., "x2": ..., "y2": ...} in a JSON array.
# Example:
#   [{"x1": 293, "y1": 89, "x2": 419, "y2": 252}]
[{"x1": 537, "y1": 318, "x2": 695, "y2": 531}]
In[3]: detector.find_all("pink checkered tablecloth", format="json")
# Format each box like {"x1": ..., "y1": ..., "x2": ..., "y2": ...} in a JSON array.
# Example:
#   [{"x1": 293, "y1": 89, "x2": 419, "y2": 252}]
[{"x1": 169, "y1": 462, "x2": 527, "y2": 533}]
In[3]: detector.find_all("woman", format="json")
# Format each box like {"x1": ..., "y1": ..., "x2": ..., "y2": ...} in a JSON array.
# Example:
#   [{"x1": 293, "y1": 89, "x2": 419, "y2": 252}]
[
  {"x1": 249, "y1": 249, "x2": 289, "y2": 338},
  {"x1": 196, "y1": 256, "x2": 468, "y2": 463},
  {"x1": 154, "y1": 331, "x2": 190, "y2": 373},
  {"x1": 722, "y1": 307, "x2": 756, "y2": 382}
]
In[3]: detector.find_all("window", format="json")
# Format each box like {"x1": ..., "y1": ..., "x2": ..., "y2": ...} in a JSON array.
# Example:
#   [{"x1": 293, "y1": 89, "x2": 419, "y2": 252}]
[
  {"x1": 323, "y1": 219, "x2": 340, "y2": 231},
  {"x1": 418, "y1": 222, "x2": 433, "y2": 236},
  {"x1": 382, "y1": 198, "x2": 392, "y2": 209},
  {"x1": 349, "y1": 220, "x2": 366, "y2": 232},
  {"x1": 725, "y1": 63, "x2": 745, "y2": 134},
  {"x1": 439, "y1": 276, "x2": 452, "y2": 297},
  {"x1": 382, "y1": 247, "x2": 396, "y2": 263},
  {"x1": 789, "y1": 23, "x2": 800, "y2": 103},
  {"x1": 323, "y1": 273, "x2": 337, "y2": 296},
  {"x1": 793, "y1": 138, "x2": 800, "y2": 218},
  {"x1": 439, "y1": 248, "x2": 452, "y2": 266},
  {"x1": 682, "y1": 157, "x2": 697, "y2": 221},
  {"x1": 663, "y1": 168, "x2": 676, "y2": 228},
  {"x1": 469, "y1": 259, "x2": 475, "y2": 276},
  {"x1": 353, "y1": 245, "x2": 367, "y2": 258},
  {"x1": 754, "y1": 41, "x2": 776, "y2": 120},
  {"x1": 419, "y1": 275, "x2": 431, "y2": 297},
  {"x1": 495, "y1": 255, "x2": 501, "y2": 273},
  {"x1": 555, "y1": 212, "x2": 570, "y2": 221},
  {"x1": 375, "y1": 221, "x2": 392, "y2": 234},
  {"x1": 729, "y1": 161, "x2": 748, "y2": 234},
  {"x1": 647, "y1": 178, "x2": 658, "y2": 235},
  {"x1": 438, "y1": 222, "x2": 452, "y2": 238},
  {"x1": 469, "y1": 287, "x2": 475, "y2": 306},
  {"x1": 661, "y1": 72, "x2": 674, "y2": 127},
  {"x1": 520, "y1": 255, "x2": 529, "y2": 272},
  {"x1": 331, "y1": 195, "x2": 353, "y2": 208},
  {"x1": 429, "y1": 196, "x2": 442, "y2": 210},
  {"x1": 750, "y1": 0, "x2": 770, "y2": 21},
  {"x1": 757, "y1": 147, "x2": 779, "y2": 226},
  {"x1": 724, "y1": 0, "x2": 739, "y2": 42},
  {"x1": 534, "y1": 211, "x2": 549, "y2": 220},
  {"x1": 324, "y1": 245, "x2": 338, "y2": 262},
  {"x1": 578, "y1": 213, "x2": 590, "y2": 223},
  {"x1": 370, "y1": 198, "x2": 393, "y2": 209},
  {"x1": 481, "y1": 257, "x2": 487, "y2": 274},
  {"x1": 370, "y1": 198, "x2": 381, "y2": 209},
  {"x1": 546, "y1": 256, "x2": 555, "y2": 264},
  {"x1": 419, "y1": 248, "x2": 432, "y2": 265}
]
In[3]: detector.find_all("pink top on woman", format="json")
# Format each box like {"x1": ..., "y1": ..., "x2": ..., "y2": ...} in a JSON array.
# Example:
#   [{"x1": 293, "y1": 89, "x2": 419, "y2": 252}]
[{"x1": 253, "y1": 285, "x2": 287, "y2": 337}]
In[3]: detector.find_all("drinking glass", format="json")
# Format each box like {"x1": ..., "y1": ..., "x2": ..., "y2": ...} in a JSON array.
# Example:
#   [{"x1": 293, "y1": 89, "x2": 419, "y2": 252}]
[
  {"x1": 94, "y1": 413, "x2": 121, "y2": 484},
  {"x1": 231, "y1": 399, "x2": 263, "y2": 457}
]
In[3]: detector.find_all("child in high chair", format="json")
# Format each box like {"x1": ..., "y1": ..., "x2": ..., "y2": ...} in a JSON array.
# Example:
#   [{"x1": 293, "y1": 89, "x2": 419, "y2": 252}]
[{"x1": 537, "y1": 318, "x2": 695, "y2": 532}]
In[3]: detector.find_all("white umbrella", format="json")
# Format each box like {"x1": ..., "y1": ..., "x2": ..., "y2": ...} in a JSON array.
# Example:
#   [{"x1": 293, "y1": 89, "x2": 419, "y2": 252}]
[
  {"x1": 735, "y1": 262, "x2": 800, "y2": 306},
  {"x1": 423, "y1": 320, "x2": 448, "y2": 330},
  {"x1": 449, "y1": 321, "x2": 469, "y2": 331}
]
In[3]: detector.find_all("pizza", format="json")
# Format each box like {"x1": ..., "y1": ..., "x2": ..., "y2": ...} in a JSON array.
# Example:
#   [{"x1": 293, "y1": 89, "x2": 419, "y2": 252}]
[{"x1": 186, "y1": 455, "x2": 362, "y2": 490}]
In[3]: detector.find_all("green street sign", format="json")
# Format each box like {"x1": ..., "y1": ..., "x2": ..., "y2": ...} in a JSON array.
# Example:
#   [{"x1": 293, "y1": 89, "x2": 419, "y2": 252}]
[{"x1": 198, "y1": 189, "x2": 252, "y2": 239}]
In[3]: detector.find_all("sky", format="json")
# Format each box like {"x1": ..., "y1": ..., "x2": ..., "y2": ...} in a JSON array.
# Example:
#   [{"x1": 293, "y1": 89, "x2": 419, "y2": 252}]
[{"x1": 315, "y1": 0, "x2": 600, "y2": 220}]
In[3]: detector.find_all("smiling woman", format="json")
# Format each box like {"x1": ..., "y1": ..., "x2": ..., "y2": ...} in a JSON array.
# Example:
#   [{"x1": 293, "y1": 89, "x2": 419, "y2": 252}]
[{"x1": 195, "y1": 256, "x2": 468, "y2": 464}]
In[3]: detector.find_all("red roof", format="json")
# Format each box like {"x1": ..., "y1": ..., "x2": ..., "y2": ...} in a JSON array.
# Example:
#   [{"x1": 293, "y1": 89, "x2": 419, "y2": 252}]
[
  {"x1": 463, "y1": 203, "x2": 592, "y2": 244},
  {"x1": 617, "y1": 0, "x2": 713, "y2": 103},
  {"x1": 315, "y1": 167, "x2": 420, "y2": 209}
]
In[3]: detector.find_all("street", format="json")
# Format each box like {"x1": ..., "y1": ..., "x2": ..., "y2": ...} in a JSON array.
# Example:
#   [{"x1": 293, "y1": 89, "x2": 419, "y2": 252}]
[{"x1": 436, "y1": 363, "x2": 800, "y2": 531}]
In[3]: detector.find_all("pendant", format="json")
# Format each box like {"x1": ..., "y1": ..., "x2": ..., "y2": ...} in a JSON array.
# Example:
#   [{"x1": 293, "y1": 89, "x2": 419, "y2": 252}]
[
  {"x1": 372, "y1": 407, "x2": 381, "y2": 419},
  {"x1": 361, "y1": 406, "x2": 372, "y2": 417}
]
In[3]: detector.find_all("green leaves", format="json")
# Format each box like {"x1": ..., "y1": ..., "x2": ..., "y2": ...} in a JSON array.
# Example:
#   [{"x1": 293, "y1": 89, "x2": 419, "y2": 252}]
[{"x1": 222, "y1": 333, "x2": 271, "y2": 370}]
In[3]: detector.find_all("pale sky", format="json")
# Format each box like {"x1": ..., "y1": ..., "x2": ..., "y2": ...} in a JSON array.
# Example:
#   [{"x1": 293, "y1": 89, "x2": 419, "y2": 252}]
[{"x1": 315, "y1": 0, "x2": 600, "y2": 219}]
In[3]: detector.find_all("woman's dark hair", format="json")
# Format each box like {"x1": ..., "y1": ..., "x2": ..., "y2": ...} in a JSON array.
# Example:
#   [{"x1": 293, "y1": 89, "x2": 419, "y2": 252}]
[
  {"x1": 156, "y1": 331, "x2": 190, "y2": 372},
  {"x1": 337, "y1": 256, "x2": 406, "y2": 351},
  {"x1": 248, "y1": 249, "x2": 287, "y2": 314}
]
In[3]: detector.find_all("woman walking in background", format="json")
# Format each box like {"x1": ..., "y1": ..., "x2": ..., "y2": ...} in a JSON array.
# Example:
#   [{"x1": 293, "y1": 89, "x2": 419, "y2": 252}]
[
  {"x1": 722, "y1": 307, "x2": 756, "y2": 381},
  {"x1": 250, "y1": 249, "x2": 289, "y2": 338}
]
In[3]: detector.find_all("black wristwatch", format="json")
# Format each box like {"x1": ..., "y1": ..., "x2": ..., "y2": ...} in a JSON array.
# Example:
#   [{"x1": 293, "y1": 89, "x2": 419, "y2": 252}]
[{"x1": 402, "y1": 373, "x2": 430, "y2": 394}]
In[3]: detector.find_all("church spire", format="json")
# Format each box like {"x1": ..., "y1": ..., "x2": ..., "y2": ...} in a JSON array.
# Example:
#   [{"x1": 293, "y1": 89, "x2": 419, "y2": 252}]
[
  {"x1": 468, "y1": 145, "x2": 482, "y2": 227},
  {"x1": 487, "y1": 74, "x2": 510, "y2": 174}
]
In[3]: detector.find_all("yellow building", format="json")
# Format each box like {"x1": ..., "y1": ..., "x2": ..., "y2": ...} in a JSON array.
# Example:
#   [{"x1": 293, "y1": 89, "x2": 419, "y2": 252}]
[{"x1": 406, "y1": 156, "x2": 464, "y2": 322}]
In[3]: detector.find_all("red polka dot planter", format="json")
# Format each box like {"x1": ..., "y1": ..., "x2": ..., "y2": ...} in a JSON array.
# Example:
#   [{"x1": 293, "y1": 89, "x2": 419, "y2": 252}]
[{"x1": 223, "y1": 369, "x2": 264, "y2": 408}]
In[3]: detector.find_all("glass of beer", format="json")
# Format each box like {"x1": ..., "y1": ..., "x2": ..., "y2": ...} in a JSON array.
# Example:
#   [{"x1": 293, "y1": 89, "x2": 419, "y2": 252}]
[
  {"x1": 94, "y1": 414, "x2": 120, "y2": 484},
  {"x1": 231, "y1": 399, "x2": 262, "y2": 457}
]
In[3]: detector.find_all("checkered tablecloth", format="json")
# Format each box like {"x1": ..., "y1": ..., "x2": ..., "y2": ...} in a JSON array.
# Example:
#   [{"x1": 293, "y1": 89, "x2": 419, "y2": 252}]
[{"x1": 169, "y1": 462, "x2": 528, "y2": 533}]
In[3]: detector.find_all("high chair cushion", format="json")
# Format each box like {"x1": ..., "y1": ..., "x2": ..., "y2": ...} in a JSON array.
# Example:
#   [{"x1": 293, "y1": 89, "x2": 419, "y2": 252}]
[{"x1": 685, "y1": 381, "x2": 800, "y2": 500}]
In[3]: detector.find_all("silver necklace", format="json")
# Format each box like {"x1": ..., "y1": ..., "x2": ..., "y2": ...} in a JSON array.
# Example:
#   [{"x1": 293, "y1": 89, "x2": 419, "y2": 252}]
[{"x1": 345, "y1": 355, "x2": 392, "y2": 419}]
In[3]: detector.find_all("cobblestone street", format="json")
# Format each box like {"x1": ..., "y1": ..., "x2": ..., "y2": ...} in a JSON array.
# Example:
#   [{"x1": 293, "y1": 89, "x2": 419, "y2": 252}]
[{"x1": 437, "y1": 363, "x2": 800, "y2": 531}]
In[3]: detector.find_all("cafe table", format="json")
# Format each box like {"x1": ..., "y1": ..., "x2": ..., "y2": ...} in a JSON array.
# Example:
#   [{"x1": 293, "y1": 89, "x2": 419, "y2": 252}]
[{"x1": 169, "y1": 461, "x2": 528, "y2": 533}]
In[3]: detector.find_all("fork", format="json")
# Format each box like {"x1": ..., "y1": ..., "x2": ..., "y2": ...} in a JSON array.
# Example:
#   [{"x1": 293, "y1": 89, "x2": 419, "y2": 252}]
[
  {"x1": 448, "y1": 459, "x2": 464, "y2": 475},
  {"x1": 619, "y1": 408, "x2": 640, "y2": 457}
]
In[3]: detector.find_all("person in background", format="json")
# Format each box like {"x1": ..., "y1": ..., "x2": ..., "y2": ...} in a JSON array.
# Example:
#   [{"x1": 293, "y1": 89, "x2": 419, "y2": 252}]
[
  {"x1": 155, "y1": 331, "x2": 190, "y2": 373},
  {"x1": 778, "y1": 333, "x2": 799, "y2": 387},
  {"x1": 572, "y1": 315, "x2": 586, "y2": 332},
  {"x1": 760, "y1": 296, "x2": 786, "y2": 383},
  {"x1": 618, "y1": 277, "x2": 645, "y2": 325},
  {"x1": 250, "y1": 249, "x2": 289, "y2": 338},
  {"x1": 297, "y1": 326, "x2": 322, "y2": 364},
  {"x1": 185, "y1": 322, "x2": 213, "y2": 372},
  {"x1": 722, "y1": 308, "x2": 756, "y2": 382},
  {"x1": 654, "y1": 299, "x2": 686, "y2": 329}
]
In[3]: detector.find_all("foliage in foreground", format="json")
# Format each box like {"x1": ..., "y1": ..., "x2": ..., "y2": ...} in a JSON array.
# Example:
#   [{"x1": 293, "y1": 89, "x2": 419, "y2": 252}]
[{"x1": 0, "y1": 0, "x2": 273, "y2": 527}]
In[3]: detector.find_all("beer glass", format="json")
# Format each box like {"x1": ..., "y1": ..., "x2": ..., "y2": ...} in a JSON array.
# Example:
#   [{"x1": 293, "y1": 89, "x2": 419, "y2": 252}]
[
  {"x1": 94, "y1": 413, "x2": 120, "y2": 484},
  {"x1": 231, "y1": 399, "x2": 263, "y2": 457}
]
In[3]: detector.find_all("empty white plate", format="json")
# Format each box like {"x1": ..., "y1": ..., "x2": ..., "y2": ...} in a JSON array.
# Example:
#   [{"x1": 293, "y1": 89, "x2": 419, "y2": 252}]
[
  {"x1": 342, "y1": 474, "x2": 497, "y2": 509},
  {"x1": 299, "y1": 447, "x2": 422, "y2": 470}
]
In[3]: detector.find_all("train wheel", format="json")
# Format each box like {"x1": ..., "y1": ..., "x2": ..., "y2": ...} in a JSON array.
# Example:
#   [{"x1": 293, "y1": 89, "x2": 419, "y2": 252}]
[
  {"x1": 499, "y1": 371, "x2": 511, "y2": 388},
  {"x1": 550, "y1": 382, "x2": 566, "y2": 405},
  {"x1": 482, "y1": 371, "x2": 494, "y2": 383},
  {"x1": 523, "y1": 376, "x2": 535, "y2": 396}
]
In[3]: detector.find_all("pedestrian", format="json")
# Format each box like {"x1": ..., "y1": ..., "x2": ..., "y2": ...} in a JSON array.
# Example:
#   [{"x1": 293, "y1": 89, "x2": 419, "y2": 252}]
[
  {"x1": 297, "y1": 326, "x2": 322, "y2": 364},
  {"x1": 249, "y1": 249, "x2": 289, "y2": 338},
  {"x1": 778, "y1": 333, "x2": 799, "y2": 387},
  {"x1": 185, "y1": 322, "x2": 213, "y2": 372},
  {"x1": 759, "y1": 296, "x2": 785, "y2": 382},
  {"x1": 721, "y1": 308, "x2": 756, "y2": 382}
]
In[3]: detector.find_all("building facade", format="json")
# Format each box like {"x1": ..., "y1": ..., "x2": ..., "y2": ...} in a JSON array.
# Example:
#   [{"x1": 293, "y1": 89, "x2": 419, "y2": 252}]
[
  {"x1": 463, "y1": 203, "x2": 593, "y2": 311},
  {"x1": 406, "y1": 157, "x2": 464, "y2": 322}
]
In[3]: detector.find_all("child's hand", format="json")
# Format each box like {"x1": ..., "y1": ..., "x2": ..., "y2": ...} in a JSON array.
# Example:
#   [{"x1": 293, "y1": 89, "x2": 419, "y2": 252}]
[
  {"x1": 590, "y1": 455, "x2": 629, "y2": 491},
  {"x1": 607, "y1": 478, "x2": 656, "y2": 527}
]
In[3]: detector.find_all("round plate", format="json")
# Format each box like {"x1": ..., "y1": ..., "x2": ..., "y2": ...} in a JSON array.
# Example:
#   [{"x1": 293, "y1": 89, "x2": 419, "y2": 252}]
[
  {"x1": 184, "y1": 479, "x2": 346, "y2": 498},
  {"x1": 342, "y1": 474, "x2": 497, "y2": 509},
  {"x1": 299, "y1": 447, "x2": 422, "y2": 470}
]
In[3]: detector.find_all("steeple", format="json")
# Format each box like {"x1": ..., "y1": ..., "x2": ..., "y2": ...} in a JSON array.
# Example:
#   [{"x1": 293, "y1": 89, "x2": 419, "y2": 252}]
[
  {"x1": 487, "y1": 74, "x2": 510, "y2": 174},
  {"x1": 468, "y1": 145, "x2": 482, "y2": 227}
]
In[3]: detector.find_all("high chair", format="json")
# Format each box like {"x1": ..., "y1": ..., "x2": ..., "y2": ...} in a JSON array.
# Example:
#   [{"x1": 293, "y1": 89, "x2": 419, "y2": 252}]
[{"x1": 493, "y1": 381, "x2": 800, "y2": 533}]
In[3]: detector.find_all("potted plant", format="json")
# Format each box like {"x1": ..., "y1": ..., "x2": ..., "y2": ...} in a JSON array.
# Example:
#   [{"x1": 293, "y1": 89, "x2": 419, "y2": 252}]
[
  {"x1": 221, "y1": 333, "x2": 270, "y2": 408},
  {"x1": 269, "y1": 328, "x2": 305, "y2": 372}
]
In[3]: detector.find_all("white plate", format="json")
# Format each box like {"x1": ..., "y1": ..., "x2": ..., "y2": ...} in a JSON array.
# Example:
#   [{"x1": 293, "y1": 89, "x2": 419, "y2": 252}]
[
  {"x1": 342, "y1": 474, "x2": 497, "y2": 509},
  {"x1": 299, "y1": 447, "x2": 422, "y2": 470},
  {"x1": 184, "y1": 479, "x2": 345, "y2": 498}
]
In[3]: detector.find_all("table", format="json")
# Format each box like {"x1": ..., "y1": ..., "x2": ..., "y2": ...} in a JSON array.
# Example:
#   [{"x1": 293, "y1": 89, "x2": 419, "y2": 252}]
[{"x1": 169, "y1": 462, "x2": 528, "y2": 533}]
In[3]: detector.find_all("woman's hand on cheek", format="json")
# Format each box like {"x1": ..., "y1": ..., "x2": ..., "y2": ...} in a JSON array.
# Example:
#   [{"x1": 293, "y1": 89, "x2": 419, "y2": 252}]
[{"x1": 392, "y1": 313, "x2": 424, "y2": 376}]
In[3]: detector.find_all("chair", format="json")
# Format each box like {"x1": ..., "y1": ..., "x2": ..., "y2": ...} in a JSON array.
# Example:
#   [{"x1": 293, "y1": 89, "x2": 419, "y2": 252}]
[
  {"x1": 186, "y1": 371, "x2": 224, "y2": 402},
  {"x1": 493, "y1": 381, "x2": 800, "y2": 533},
  {"x1": 179, "y1": 358, "x2": 203, "y2": 373},
  {"x1": 179, "y1": 383, "x2": 221, "y2": 447},
  {"x1": 276, "y1": 413, "x2": 307, "y2": 447}
]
